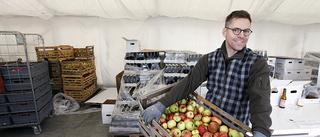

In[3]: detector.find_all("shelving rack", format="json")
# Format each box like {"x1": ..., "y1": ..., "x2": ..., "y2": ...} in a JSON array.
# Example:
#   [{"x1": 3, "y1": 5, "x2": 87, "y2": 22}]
[{"x1": 0, "y1": 31, "x2": 54, "y2": 134}]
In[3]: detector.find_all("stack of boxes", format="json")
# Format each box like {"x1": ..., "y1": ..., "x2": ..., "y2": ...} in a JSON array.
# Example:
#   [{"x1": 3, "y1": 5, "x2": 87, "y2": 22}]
[
  {"x1": 274, "y1": 57, "x2": 310, "y2": 80},
  {"x1": 36, "y1": 45, "x2": 97, "y2": 101}
]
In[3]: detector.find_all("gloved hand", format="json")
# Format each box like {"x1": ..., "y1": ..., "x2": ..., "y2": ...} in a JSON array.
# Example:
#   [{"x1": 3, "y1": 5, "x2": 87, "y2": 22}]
[
  {"x1": 253, "y1": 131, "x2": 266, "y2": 137},
  {"x1": 141, "y1": 101, "x2": 166, "y2": 125}
]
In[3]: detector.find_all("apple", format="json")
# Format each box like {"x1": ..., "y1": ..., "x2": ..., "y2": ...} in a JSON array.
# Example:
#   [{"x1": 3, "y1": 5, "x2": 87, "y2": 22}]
[
  {"x1": 194, "y1": 120, "x2": 203, "y2": 127},
  {"x1": 193, "y1": 114, "x2": 202, "y2": 121},
  {"x1": 213, "y1": 132, "x2": 219, "y2": 137},
  {"x1": 182, "y1": 130, "x2": 192, "y2": 137},
  {"x1": 192, "y1": 134, "x2": 201, "y2": 137},
  {"x1": 201, "y1": 109, "x2": 212, "y2": 117},
  {"x1": 196, "y1": 106, "x2": 205, "y2": 114},
  {"x1": 161, "y1": 122, "x2": 168, "y2": 129},
  {"x1": 184, "y1": 118, "x2": 194, "y2": 123},
  {"x1": 208, "y1": 121, "x2": 219, "y2": 133},
  {"x1": 165, "y1": 107, "x2": 171, "y2": 114},
  {"x1": 170, "y1": 104, "x2": 179, "y2": 113},
  {"x1": 198, "y1": 124, "x2": 206, "y2": 135},
  {"x1": 185, "y1": 121, "x2": 195, "y2": 131},
  {"x1": 219, "y1": 131, "x2": 228, "y2": 137},
  {"x1": 202, "y1": 116, "x2": 211, "y2": 123},
  {"x1": 177, "y1": 121, "x2": 186, "y2": 130},
  {"x1": 179, "y1": 99, "x2": 188, "y2": 105},
  {"x1": 219, "y1": 125, "x2": 229, "y2": 134},
  {"x1": 188, "y1": 100, "x2": 197, "y2": 108},
  {"x1": 191, "y1": 129, "x2": 199, "y2": 135},
  {"x1": 167, "y1": 119, "x2": 177, "y2": 129},
  {"x1": 173, "y1": 115, "x2": 182, "y2": 122},
  {"x1": 172, "y1": 128, "x2": 182, "y2": 137},
  {"x1": 239, "y1": 132, "x2": 244, "y2": 137},
  {"x1": 167, "y1": 113, "x2": 174, "y2": 120},
  {"x1": 186, "y1": 110, "x2": 194, "y2": 119},
  {"x1": 229, "y1": 129, "x2": 240, "y2": 137},
  {"x1": 179, "y1": 104, "x2": 187, "y2": 113},
  {"x1": 202, "y1": 132, "x2": 212, "y2": 137},
  {"x1": 175, "y1": 112, "x2": 180, "y2": 116},
  {"x1": 179, "y1": 113, "x2": 187, "y2": 121},
  {"x1": 162, "y1": 113, "x2": 167, "y2": 119},
  {"x1": 210, "y1": 116, "x2": 222, "y2": 125},
  {"x1": 187, "y1": 104, "x2": 195, "y2": 111},
  {"x1": 158, "y1": 117, "x2": 166, "y2": 124}
]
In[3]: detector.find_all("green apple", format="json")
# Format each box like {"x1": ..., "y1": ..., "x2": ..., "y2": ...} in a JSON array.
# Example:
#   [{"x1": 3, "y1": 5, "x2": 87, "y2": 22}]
[{"x1": 229, "y1": 129, "x2": 240, "y2": 137}]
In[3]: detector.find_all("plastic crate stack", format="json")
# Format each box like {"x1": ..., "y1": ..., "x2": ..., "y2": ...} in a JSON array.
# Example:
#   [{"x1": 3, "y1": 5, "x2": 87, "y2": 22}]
[
  {"x1": 35, "y1": 45, "x2": 74, "y2": 94},
  {"x1": 0, "y1": 62, "x2": 53, "y2": 130},
  {"x1": 61, "y1": 46, "x2": 97, "y2": 101},
  {"x1": 163, "y1": 51, "x2": 202, "y2": 85}
]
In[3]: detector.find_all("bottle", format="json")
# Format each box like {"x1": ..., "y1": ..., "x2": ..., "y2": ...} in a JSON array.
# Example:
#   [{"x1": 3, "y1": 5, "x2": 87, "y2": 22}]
[{"x1": 279, "y1": 88, "x2": 287, "y2": 108}]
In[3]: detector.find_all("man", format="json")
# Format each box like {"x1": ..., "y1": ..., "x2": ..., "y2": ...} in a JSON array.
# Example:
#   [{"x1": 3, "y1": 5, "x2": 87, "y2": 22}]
[{"x1": 142, "y1": 10, "x2": 272, "y2": 137}]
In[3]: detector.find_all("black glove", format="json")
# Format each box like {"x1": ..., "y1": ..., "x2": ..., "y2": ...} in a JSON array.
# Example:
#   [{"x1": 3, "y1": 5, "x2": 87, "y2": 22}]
[{"x1": 141, "y1": 101, "x2": 166, "y2": 125}]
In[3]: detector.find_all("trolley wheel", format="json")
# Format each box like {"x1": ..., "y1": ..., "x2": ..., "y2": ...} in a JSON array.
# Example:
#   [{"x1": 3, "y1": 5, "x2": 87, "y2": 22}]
[
  {"x1": 33, "y1": 125, "x2": 42, "y2": 134},
  {"x1": 48, "y1": 110, "x2": 54, "y2": 118}
]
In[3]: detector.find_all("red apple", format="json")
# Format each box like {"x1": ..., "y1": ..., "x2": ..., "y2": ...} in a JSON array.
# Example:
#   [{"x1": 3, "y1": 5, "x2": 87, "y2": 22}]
[
  {"x1": 177, "y1": 121, "x2": 186, "y2": 131},
  {"x1": 186, "y1": 110, "x2": 194, "y2": 119},
  {"x1": 179, "y1": 113, "x2": 186, "y2": 121},
  {"x1": 213, "y1": 132, "x2": 219, "y2": 137},
  {"x1": 202, "y1": 116, "x2": 211, "y2": 123},
  {"x1": 179, "y1": 104, "x2": 187, "y2": 113},
  {"x1": 208, "y1": 121, "x2": 219, "y2": 133},
  {"x1": 198, "y1": 124, "x2": 207, "y2": 135},
  {"x1": 167, "y1": 119, "x2": 177, "y2": 129},
  {"x1": 211, "y1": 116, "x2": 222, "y2": 125},
  {"x1": 182, "y1": 130, "x2": 192, "y2": 137},
  {"x1": 201, "y1": 109, "x2": 212, "y2": 117},
  {"x1": 172, "y1": 128, "x2": 182, "y2": 137},
  {"x1": 161, "y1": 122, "x2": 168, "y2": 129},
  {"x1": 167, "y1": 113, "x2": 174, "y2": 120},
  {"x1": 158, "y1": 117, "x2": 166, "y2": 124},
  {"x1": 219, "y1": 131, "x2": 228, "y2": 137},
  {"x1": 193, "y1": 114, "x2": 202, "y2": 121},
  {"x1": 203, "y1": 132, "x2": 212, "y2": 137}
]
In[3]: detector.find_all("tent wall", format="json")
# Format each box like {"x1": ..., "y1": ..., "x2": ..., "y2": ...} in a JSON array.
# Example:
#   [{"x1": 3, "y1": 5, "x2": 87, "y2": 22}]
[{"x1": 0, "y1": 16, "x2": 319, "y2": 87}]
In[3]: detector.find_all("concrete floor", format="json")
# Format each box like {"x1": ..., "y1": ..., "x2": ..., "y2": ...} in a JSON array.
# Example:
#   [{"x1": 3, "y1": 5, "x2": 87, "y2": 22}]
[{"x1": 0, "y1": 111, "x2": 110, "y2": 137}]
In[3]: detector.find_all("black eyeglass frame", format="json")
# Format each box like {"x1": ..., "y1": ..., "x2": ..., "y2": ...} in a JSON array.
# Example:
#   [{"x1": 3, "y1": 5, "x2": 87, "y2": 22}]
[{"x1": 225, "y1": 27, "x2": 253, "y2": 36}]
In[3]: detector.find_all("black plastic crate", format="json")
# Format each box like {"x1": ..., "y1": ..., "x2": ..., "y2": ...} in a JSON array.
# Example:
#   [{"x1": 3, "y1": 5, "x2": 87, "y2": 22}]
[
  {"x1": 0, "y1": 114, "x2": 12, "y2": 126},
  {"x1": 11, "y1": 100, "x2": 53, "y2": 124},
  {"x1": 3, "y1": 72, "x2": 49, "y2": 91},
  {"x1": 0, "y1": 62, "x2": 48, "y2": 79},
  {"x1": 6, "y1": 82, "x2": 51, "y2": 102},
  {"x1": 0, "y1": 104, "x2": 9, "y2": 114},
  {"x1": 0, "y1": 94, "x2": 6, "y2": 103},
  {"x1": 8, "y1": 91, "x2": 52, "y2": 113}
]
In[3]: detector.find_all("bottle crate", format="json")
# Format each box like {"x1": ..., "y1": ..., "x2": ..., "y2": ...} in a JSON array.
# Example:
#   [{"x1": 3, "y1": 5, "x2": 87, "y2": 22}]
[
  {"x1": 62, "y1": 72, "x2": 96, "y2": 90},
  {"x1": 35, "y1": 45, "x2": 74, "y2": 61},
  {"x1": 63, "y1": 82, "x2": 96, "y2": 101},
  {"x1": 74, "y1": 45, "x2": 94, "y2": 58},
  {"x1": 61, "y1": 58, "x2": 95, "y2": 75}
]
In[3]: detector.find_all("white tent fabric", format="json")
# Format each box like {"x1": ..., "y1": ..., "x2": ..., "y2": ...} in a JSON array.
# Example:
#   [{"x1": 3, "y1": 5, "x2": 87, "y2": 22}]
[{"x1": 0, "y1": 0, "x2": 320, "y2": 87}]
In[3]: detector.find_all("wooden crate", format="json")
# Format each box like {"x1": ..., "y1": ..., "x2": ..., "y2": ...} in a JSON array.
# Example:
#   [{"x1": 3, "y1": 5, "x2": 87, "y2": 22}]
[
  {"x1": 50, "y1": 61, "x2": 61, "y2": 78},
  {"x1": 74, "y1": 45, "x2": 94, "y2": 58},
  {"x1": 35, "y1": 45, "x2": 74, "y2": 61},
  {"x1": 50, "y1": 77, "x2": 63, "y2": 90},
  {"x1": 138, "y1": 83, "x2": 252, "y2": 137},
  {"x1": 62, "y1": 72, "x2": 96, "y2": 90},
  {"x1": 63, "y1": 82, "x2": 96, "y2": 101},
  {"x1": 61, "y1": 58, "x2": 95, "y2": 75}
]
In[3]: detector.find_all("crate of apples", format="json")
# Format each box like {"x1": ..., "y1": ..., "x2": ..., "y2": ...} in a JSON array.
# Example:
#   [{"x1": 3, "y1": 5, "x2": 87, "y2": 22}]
[{"x1": 155, "y1": 98, "x2": 245, "y2": 137}]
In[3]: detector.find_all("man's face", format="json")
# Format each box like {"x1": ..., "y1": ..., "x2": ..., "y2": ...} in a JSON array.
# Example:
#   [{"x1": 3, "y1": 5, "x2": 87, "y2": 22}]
[{"x1": 222, "y1": 18, "x2": 251, "y2": 54}]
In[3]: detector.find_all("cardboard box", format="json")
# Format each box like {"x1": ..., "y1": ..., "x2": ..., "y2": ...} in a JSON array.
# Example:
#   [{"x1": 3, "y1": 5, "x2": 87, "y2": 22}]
[
  {"x1": 101, "y1": 100, "x2": 116, "y2": 124},
  {"x1": 122, "y1": 37, "x2": 140, "y2": 52}
]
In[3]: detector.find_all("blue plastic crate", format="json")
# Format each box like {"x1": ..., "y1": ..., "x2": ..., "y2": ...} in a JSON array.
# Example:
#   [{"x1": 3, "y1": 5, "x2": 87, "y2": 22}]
[
  {"x1": 3, "y1": 72, "x2": 49, "y2": 91},
  {"x1": 0, "y1": 62, "x2": 48, "y2": 79},
  {"x1": 0, "y1": 114, "x2": 12, "y2": 126},
  {"x1": 6, "y1": 82, "x2": 51, "y2": 102},
  {"x1": 11, "y1": 100, "x2": 53, "y2": 124},
  {"x1": 8, "y1": 91, "x2": 52, "y2": 113}
]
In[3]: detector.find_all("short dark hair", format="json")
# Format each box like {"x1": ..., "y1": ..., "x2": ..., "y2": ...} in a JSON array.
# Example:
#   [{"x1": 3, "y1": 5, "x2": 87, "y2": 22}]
[{"x1": 225, "y1": 10, "x2": 251, "y2": 27}]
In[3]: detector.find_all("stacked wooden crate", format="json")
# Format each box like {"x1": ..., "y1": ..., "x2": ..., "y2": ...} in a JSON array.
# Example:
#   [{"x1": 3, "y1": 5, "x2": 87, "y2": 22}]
[
  {"x1": 61, "y1": 46, "x2": 97, "y2": 101},
  {"x1": 35, "y1": 45, "x2": 74, "y2": 94}
]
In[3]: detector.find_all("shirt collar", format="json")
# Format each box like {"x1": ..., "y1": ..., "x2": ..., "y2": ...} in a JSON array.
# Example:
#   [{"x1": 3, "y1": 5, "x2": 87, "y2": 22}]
[{"x1": 220, "y1": 40, "x2": 246, "y2": 59}]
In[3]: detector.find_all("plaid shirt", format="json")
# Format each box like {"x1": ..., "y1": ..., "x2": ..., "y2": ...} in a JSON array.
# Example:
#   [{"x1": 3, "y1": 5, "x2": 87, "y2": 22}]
[{"x1": 206, "y1": 46, "x2": 261, "y2": 126}]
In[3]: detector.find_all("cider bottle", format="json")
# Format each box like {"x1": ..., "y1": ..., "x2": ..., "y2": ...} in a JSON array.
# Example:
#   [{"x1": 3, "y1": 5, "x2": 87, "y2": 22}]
[{"x1": 279, "y1": 88, "x2": 287, "y2": 108}]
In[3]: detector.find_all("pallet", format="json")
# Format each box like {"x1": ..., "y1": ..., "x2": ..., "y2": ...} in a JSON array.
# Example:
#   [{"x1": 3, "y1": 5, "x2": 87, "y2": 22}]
[{"x1": 108, "y1": 133, "x2": 143, "y2": 137}]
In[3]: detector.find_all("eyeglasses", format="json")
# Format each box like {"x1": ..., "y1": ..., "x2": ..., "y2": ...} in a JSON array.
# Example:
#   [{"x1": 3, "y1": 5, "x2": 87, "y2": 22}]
[{"x1": 225, "y1": 27, "x2": 253, "y2": 36}]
